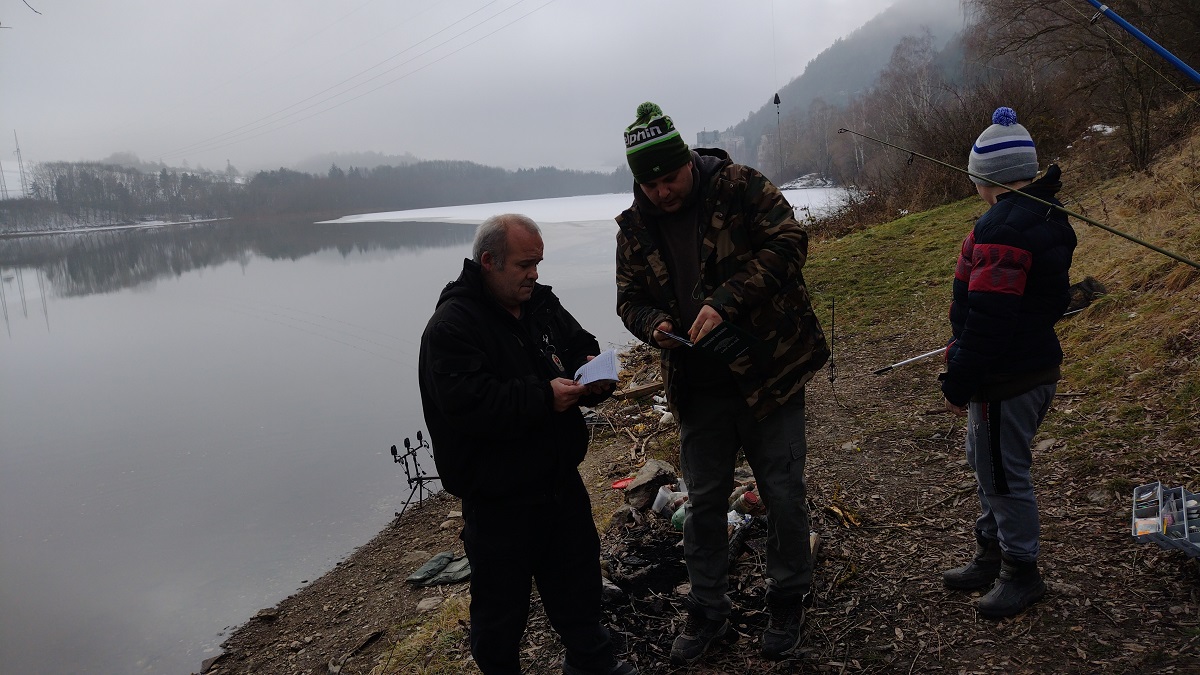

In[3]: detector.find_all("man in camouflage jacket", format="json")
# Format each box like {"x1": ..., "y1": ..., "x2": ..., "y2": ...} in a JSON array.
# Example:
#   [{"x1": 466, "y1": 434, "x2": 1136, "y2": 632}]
[{"x1": 614, "y1": 102, "x2": 829, "y2": 665}]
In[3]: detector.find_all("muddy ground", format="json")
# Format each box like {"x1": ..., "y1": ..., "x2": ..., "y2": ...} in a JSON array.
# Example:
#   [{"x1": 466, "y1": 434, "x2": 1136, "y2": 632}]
[{"x1": 205, "y1": 339, "x2": 1200, "y2": 675}]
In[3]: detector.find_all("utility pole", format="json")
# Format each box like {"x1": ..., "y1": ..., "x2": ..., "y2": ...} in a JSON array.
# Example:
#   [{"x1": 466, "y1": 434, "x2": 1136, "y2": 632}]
[
  {"x1": 14, "y1": 131, "x2": 29, "y2": 197},
  {"x1": 772, "y1": 93, "x2": 782, "y2": 181}
]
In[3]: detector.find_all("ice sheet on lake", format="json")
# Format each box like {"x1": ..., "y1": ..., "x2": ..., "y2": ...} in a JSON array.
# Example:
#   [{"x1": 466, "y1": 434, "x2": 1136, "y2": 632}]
[{"x1": 319, "y1": 188, "x2": 846, "y2": 226}]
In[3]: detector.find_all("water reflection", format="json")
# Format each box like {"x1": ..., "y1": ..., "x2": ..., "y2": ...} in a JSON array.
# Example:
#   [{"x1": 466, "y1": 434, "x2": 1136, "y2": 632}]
[
  {"x1": 0, "y1": 213, "x2": 626, "y2": 675},
  {"x1": 0, "y1": 219, "x2": 479, "y2": 298}
]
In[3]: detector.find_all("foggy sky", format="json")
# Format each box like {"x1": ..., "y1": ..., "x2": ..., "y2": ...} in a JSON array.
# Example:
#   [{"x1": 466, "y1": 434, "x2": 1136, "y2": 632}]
[{"x1": 0, "y1": 0, "x2": 893, "y2": 174}]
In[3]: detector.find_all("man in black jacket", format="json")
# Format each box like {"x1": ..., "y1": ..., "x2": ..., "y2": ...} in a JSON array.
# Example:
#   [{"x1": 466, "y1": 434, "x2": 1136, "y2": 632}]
[
  {"x1": 419, "y1": 214, "x2": 635, "y2": 675},
  {"x1": 940, "y1": 107, "x2": 1076, "y2": 619}
]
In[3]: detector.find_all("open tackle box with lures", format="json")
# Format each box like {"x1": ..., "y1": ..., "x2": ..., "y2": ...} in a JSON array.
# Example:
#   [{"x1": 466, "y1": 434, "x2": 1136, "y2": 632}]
[{"x1": 1131, "y1": 481, "x2": 1200, "y2": 557}]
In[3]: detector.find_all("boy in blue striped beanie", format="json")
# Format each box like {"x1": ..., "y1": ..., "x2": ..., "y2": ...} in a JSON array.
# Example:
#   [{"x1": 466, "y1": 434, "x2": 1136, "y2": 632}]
[
  {"x1": 941, "y1": 105, "x2": 1076, "y2": 620},
  {"x1": 967, "y1": 106, "x2": 1038, "y2": 186}
]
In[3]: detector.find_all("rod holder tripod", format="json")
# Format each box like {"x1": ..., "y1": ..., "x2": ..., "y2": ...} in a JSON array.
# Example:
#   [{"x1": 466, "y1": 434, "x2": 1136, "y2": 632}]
[{"x1": 390, "y1": 430, "x2": 440, "y2": 516}]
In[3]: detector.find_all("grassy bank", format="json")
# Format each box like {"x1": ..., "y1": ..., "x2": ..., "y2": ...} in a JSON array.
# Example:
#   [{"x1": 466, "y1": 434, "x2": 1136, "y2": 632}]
[
  {"x1": 235, "y1": 126, "x2": 1200, "y2": 675},
  {"x1": 805, "y1": 126, "x2": 1199, "y2": 493}
]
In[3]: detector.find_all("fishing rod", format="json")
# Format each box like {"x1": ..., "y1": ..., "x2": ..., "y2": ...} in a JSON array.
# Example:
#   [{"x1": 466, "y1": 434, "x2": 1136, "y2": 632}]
[
  {"x1": 872, "y1": 347, "x2": 945, "y2": 376},
  {"x1": 836, "y1": 127, "x2": 1200, "y2": 271},
  {"x1": 872, "y1": 309, "x2": 1087, "y2": 376},
  {"x1": 1083, "y1": 0, "x2": 1200, "y2": 86}
]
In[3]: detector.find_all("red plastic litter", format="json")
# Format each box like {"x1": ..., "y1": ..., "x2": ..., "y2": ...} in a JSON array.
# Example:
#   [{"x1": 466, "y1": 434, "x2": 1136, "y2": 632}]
[{"x1": 611, "y1": 477, "x2": 634, "y2": 490}]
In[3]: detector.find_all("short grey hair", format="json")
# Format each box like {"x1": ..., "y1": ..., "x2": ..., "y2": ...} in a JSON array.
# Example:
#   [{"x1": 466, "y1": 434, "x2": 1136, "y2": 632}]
[{"x1": 472, "y1": 213, "x2": 541, "y2": 266}]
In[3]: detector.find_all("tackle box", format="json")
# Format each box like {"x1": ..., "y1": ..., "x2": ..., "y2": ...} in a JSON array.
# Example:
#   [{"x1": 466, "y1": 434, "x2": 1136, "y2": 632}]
[{"x1": 1131, "y1": 481, "x2": 1200, "y2": 558}]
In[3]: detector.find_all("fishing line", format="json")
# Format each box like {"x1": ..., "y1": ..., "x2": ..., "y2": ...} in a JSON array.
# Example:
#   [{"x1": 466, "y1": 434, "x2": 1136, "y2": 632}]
[
  {"x1": 836, "y1": 127, "x2": 1200, "y2": 271},
  {"x1": 826, "y1": 297, "x2": 843, "y2": 409},
  {"x1": 770, "y1": 0, "x2": 779, "y2": 96},
  {"x1": 1061, "y1": 0, "x2": 1199, "y2": 105}
]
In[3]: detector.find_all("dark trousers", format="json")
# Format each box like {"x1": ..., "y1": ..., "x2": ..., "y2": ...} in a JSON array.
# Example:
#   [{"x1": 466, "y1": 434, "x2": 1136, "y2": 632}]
[
  {"x1": 462, "y1": 473, "x2": 614, "y2": 674},
  {"x1": 676, "y1": 388, "x2": 812, "y2": 618}
]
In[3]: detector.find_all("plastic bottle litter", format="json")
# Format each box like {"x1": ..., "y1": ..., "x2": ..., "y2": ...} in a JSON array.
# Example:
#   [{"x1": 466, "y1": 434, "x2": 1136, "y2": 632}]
[
  {"x1": 732, "y1": 489, "x2": 767, "y2": 517},
  {"x1": 728, "y1": 484, "x2": 751, "y2": 508},
  {"x1": 727, "y1": 511, "x2": 754, "y2": 561},
  {"x1": 652, "y1": 484, "x2": 688, "y2": 518},
  {"x1": 671, "y1": 503, "x2": 690, "y2": 531}
]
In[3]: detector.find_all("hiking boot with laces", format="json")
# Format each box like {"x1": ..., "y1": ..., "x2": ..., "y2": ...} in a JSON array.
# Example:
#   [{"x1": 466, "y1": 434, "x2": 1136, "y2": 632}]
[
  {"x1": 761, "y1": 597, "x2": 805, "y2": 660},
  {"x1": 943, "y1": 532, "x2": 1002, "y2": 590},
  {"x1": 669, "y1": 611, "x2": 730, "y2": 666}
]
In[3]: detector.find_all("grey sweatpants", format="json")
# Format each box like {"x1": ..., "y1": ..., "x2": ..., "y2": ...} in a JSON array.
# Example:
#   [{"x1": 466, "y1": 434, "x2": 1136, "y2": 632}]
[
  {"x1": 965, "y1": 383, "x2": 1056, "y2": 562},
  {"x1": 676, "y1": 388, "x2": 811, "y2": 619}
]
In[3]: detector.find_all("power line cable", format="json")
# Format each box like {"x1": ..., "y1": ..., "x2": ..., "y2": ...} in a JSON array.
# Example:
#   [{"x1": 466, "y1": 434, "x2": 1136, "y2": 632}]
[
  {"x1": 158, "y1": 0, "x2": 503, "y2": 159},
  {"x1": 154, "y1": 0, "x2": 387, "y2": 120},
  {"x1": 157, "y1": 0, "x2": 541, "y2": 161}
]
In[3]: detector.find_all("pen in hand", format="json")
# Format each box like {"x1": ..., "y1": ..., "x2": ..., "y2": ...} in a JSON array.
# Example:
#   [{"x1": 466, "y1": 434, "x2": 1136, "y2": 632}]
[{"x1": 654, "y1": 327, "x2": 694, "y2": 347}]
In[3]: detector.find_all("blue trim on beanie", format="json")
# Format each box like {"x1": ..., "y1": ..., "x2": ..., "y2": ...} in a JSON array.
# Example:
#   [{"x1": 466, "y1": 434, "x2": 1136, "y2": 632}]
[{"x1": 973, "y1": 139, "x2": 1037, "y2": 154}]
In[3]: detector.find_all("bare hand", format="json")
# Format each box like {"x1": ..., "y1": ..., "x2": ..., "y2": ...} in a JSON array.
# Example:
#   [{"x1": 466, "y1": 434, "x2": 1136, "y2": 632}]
[
  {"x1": 652, "y1": 320, "x2": 680, "y2": 349},
  {"x1": 551, "y1": 377, "x2": 585, "y2": 412},
  {"x1": 944, "y1": 398, "x2": 968, "y2": 417},
  {"x1": 688, "y1": 305, "x2": 723, "y2": 344}
]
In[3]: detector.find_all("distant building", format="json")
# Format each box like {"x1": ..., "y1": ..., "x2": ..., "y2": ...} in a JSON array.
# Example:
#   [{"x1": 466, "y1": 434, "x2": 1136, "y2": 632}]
[
  {"x1": 756, "y1": 133, "x2": 773, "y2": 174},
  {"x1": 696, "y1": 130, "x2": 747, "y2": 164}
]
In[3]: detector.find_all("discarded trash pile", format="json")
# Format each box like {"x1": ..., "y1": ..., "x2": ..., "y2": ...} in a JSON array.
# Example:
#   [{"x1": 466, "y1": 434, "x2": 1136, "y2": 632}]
[{"x1": 592, "y1": 460, "x2": 812, "y2": 669}]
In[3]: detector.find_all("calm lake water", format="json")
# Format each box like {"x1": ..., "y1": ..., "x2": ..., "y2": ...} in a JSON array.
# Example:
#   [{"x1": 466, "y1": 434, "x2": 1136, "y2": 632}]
[{"x1": 0, "y1": 189, "x2": 841, "y2": 674}]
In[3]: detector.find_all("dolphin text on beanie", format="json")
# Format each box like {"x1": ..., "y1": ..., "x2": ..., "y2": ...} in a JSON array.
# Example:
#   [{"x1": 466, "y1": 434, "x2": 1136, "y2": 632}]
[
  {"x1": 967, "y1": 107, "x2": 1038, "y2": 186},
  {"x1": 624, "y1": 102, "x2": 692, "y2": 184}
]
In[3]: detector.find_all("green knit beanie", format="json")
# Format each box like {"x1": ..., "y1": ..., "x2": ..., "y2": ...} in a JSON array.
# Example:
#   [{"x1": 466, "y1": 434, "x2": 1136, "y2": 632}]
[{"x1": 624, "y1": 102, "x2": 691, "y2": 184}]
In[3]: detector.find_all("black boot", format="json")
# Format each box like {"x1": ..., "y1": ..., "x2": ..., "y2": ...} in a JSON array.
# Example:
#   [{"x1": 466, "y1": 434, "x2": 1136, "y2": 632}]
[
  {"x1": 943, "y1": 532, "x2": 1001, "y2": 590},
  {"x1": 976, "y1": 555, "x2": 1045, "y2": 619}
]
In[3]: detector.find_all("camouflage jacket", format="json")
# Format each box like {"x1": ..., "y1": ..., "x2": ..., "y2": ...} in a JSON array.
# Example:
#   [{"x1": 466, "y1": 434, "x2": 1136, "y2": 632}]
[{"x1": 615, "y1": 148, "x2": 829, "y2": 420}]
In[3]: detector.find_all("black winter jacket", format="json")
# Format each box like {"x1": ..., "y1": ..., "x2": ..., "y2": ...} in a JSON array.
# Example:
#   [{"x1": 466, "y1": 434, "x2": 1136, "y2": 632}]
[
  {"x1": 942, "y1": 165, "x2": 1077, "y2": 405},
  {"x1": 418, "y1": 259, "x2": 607, "y2": 503}
]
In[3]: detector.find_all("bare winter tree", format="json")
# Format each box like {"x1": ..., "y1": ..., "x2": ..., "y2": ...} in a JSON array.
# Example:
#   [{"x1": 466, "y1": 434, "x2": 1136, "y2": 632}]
[{"x1": 963, "y1": 0, "x2": 1199, "y2": 168}]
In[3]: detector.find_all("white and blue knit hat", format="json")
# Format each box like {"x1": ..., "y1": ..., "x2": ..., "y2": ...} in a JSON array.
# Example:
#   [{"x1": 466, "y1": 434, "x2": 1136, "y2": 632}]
[{"x1": 967, "y1": 107, "x2": 1038, "y2": 185}]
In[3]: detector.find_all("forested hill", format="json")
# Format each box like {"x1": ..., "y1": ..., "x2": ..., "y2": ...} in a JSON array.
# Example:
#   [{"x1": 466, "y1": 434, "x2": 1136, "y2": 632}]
[
  {"x1": 0, "y1": 159, "x2": 631, "y2": 233},
  {"x1": 730, "y1": 0, "x2": 963, "y2": 164}
]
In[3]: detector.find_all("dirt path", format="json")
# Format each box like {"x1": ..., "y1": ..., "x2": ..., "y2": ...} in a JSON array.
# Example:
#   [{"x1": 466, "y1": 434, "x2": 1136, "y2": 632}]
[{"x1": 208, "y1": 337, "x2": 1200, "y2": 675}]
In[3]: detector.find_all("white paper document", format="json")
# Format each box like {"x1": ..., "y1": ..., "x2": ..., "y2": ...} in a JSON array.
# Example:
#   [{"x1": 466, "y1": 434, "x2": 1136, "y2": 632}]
[{"x1": 573, "y1": 349, "x2": 620, "y2": 385}]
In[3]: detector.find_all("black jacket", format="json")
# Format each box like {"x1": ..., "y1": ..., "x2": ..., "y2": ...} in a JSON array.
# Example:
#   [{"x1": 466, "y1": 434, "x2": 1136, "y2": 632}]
[
  {"x1": 942, "y1": 165, "x2": 1077, "y2": 405},
  {"x1": 418, "y1": 259, "x2": 607, "y2": 502}
]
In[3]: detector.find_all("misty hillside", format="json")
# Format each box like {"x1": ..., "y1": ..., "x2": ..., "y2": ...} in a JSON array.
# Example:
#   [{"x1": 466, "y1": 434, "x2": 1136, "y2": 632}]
[
  {"x1": 292, "y1": 150, "x2": 420, "y2": 176},
  {"x1": 98, "y1": 152, "x2": 234, "y2": 178},
  {"x1": 729, "y1": 0, "x2": 964, "y2": 162}
]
